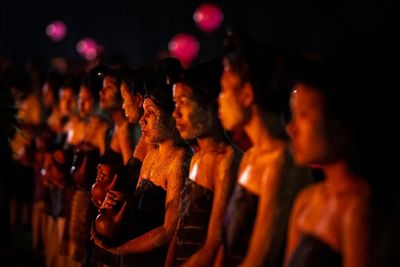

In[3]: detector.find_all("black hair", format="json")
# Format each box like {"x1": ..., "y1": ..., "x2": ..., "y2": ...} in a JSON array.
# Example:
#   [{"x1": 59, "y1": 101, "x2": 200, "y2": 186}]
[
  {"x1": 154, "y1": 57, "x2": 184, "y2": 86},
  {"x1": 89, "y1": 62, "x2": 124, "y2": 106},
  {"x1": 60, "y1": 74, "x2": 80, "y2": 95},
  {"x1": 43, "y1": 71, "x2": 66, "y2": 101},
  {"x1": 144, "y1": 71, "x2": 175, "y2": 115},
  {"x1": 79, "y1": 73, "x2": 99, "y2": 102},
  {"x1": 142, "y1": 58, "x2": 184, "y2": 115},
  {"x1": 294, "y1": 36, "x2": 399, "y2": 180},
  {"x1": 130, "y1": 64, "x2": 154, "y2": 97},
  {"x1": 223, "y1": 30, "x2": 294, "y2": 116},
  {"x1": 181, "y1": 57, "x2": 223, "y2": 108},
  {"x1": 88, "y1": 62, "x2": 109, "y2": 94}
]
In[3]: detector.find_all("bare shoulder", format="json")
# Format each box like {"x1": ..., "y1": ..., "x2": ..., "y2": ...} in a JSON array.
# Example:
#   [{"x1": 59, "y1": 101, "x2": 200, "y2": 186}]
[
  {"x1": 171, "y1": 145, "x2": 193, "y2": 167},
  {"x1": 63, "y1": 114, "x2": 79, "y2": 130},
  {"x1": 238, "y1": 148, "x2": 253, "y2": 172},
  {"x1": 215, "y1": 145, "x2": 240, "y2": 179},
  {"x1": 214, "y1": 144, "x2": 234, "y2": 164},
  {"x1": 342, "y1": 189, "x2": 371, "y2": 226},
  {"x1": 168, "y1": 146, "x2": 192, "y2": 176},
  {"x1": 166, "y1": 146, "x2": 192, "y2": 188},
  {"x1": 293, "y1": 183, "x2": 323, "y2": 213}
]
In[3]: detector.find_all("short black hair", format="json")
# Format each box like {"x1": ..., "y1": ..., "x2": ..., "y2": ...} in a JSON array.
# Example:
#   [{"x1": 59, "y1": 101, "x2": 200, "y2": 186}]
[
  {"x1": 181, "y1": 57, "x2": 223, "y2": 107},
  {"x1": 223, "y1": 30, "x2": 295, "y2": 116}
]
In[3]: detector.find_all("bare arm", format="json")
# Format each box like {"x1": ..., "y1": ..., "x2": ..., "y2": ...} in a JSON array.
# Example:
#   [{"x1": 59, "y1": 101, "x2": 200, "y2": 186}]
[
  {"x1": 118, "y1": 122, "x2": 134, "y2": 165},
  {"x1": 94, "y1": 150, "x2": 184, "y2": 254},
  {"x1": 95, "y1": 120, "x2": 109, "y2": 155},
  {"x1": 164, "y1": 233, "x2": 178, "y2": 267},
  {"x1": 181, "y1": 149, "x2": 236, "y2": 267},
  {"x1": 283, "y1": 185, "x2": 316, "y2": 267},
  {"x1": 240, "y1": 156, "x2": 284, "y2": 267},
  {"x1": 213, "y1": 245, "x2": 224, "y2": 267},
  {"x1": 342, "y1": 197, "x2": 370, "y2": 267}
]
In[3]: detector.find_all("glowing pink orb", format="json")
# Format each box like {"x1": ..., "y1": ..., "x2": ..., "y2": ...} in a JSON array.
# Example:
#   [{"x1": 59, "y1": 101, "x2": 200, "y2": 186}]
[
  {"x1": 168, "y1": 33, "x2": 199, "y2": 66},
  {"x1": 76, "y1": 38, "x2": 99, "y2": 60},
  {"x1": 193, "y1": 3, "x2": 223, "y2": 33},
  {"x1": 46, "y1": 21, "x2": 67, "y2": 41}
]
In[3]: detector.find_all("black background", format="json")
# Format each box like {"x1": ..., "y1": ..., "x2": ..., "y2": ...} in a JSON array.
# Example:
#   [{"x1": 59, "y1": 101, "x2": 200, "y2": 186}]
[{"x1": 1, "y1": 0, "x2": 397, "y2": 68}]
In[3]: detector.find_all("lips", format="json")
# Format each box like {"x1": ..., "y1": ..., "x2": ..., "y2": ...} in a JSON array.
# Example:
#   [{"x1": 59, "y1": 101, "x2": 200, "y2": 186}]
[{"x1": 175, "y1": 122, "x2": 185, "y2": 132}]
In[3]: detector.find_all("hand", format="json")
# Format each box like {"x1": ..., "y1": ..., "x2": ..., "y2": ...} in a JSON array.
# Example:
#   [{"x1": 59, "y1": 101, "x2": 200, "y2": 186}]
[{"x1": 99, "y1": 190, "x2": 126, "y2": 211}]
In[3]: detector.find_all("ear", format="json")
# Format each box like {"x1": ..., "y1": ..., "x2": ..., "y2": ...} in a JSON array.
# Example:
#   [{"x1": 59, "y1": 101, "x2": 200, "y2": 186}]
[
  {"x1": 241, "y1": 82, "x2": 254, "y2": 107},
  {"x1": 134, "y1": 93, "x2": 144, "y2": 107}
]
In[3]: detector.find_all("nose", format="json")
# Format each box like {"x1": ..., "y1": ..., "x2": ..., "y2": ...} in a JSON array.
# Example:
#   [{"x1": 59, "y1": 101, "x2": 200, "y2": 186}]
[
  {"x1": 99, "y1": 88, "x2": 105, "y2": 98},
  {"x1": 286, "y1": 120, "x2": 295, "y2": 139},
  {"x1": 172, "y1": 106, "x2": 181, "y2": 120},
  {"x1": 217, "y1": 93, "x2": 223, "y2": 109},
  {"x1": 139, "y1": 115, "x2": 146, "y2": 128}
]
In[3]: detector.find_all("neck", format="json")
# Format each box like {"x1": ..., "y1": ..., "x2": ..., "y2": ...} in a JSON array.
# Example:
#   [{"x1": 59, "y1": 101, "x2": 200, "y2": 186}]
[
  {"x1": 244, "y1": 106, "x2": 285, "y2": 153},
  {"x1": 197, "y1": 135, "x2": 224, "y2": 153},
  {"x1": 110, "y1": 109, "x2": 125, "y2": 126},
  {"x1": 158, "y1": 139, "x2": 176, "y2": 157},
  {"x1": 322, "y1": 161, "x2": 369, "y2": 193}
]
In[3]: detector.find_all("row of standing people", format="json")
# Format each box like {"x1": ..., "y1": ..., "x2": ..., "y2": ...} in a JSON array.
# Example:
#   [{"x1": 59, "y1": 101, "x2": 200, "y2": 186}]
[{"x1": 9, "y1": 30, "x2": 400, "y2": 267}]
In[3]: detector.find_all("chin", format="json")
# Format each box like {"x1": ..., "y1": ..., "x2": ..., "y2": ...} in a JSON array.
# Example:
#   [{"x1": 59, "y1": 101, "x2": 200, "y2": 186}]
[
  {"x1": 293, "y1": 156, "x2": 310, "y2": 167},
  {"x1": 180, "y1": 132, "x2": 194, "y2": 141},
  {"x1": 223, "y1": 122, "x2": 238, "y2": 132}
]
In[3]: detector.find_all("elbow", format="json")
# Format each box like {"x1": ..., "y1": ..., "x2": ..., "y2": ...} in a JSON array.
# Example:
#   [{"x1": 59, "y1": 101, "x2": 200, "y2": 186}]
[{"x1": 153, "y1": 225, "x2": 176, "y2": 247}]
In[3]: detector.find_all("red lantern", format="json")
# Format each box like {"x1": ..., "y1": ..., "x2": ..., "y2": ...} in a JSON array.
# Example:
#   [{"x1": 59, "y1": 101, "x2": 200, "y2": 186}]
[
  {"x1": 168, "y1": 33, "x2": 199, "y2": 67},
  {"x1": 76, "y1": 38, "x2": 99, "y2": 61},
  {"x1": 193, "y1": 3, "x2": 223, "y2": 33},
  {"x1": 46, "y1": 20, "x2": 67, "y2": 42}
]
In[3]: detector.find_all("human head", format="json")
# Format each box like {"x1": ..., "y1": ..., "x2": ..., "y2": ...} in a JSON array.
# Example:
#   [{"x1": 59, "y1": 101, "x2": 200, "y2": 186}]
[
  {"x1": 42, "y1": 72, "x2": 63, "y2": 109},
  {"x1": 59, "y1": 83, "x2": 77, "y2": 117},
  {"x1": 99, "y1": 66, "x2": 123, "y2": 111},
  {"x1": 154, "y1": 57, "x2": 184, "y2": 86},
  {"x1": 120, "y1": 65, "x2": 153, "y2": 123},
  {"x1": 286, "y1": 38, "x2": 399, "y2": 179},
  {"x1": 173, "y1": 57, "x2": 223, "y2": 140},
  {"x1": 139, "y1": 71, "x2": 178, "y2": 145},
  {"x1": 78, "y1": 76, "x2": 97, "y2": 118},
  {"x1": 218, "y1": 30, "x2": 293, "y2": 139}
]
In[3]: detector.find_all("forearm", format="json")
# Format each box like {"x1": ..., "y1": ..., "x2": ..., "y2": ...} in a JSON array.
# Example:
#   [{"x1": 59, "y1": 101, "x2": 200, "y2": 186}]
[
  {"x1": 164, "y1": 234, "x2": 177, "y2": 267},
  {"x1": 182, "y1": 240, "x2": 221, "y2": 267},
  {"x1": 240, "y1": 206, "x2": 275, "y2": 267},
  {"x1": 117, "y1": 226, "x2": 172, "y2": 255}
]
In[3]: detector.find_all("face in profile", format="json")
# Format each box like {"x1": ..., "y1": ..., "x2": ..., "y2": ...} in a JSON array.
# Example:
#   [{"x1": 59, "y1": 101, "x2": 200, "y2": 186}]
[
  {"x1": 218, "y1": 67, "x2": 248, "y2": 131},
  {"x1": 120, "y1": 82, "x2": 142, "y2": 124},
  {"x1": 78, "y1": 85, "x2": 94, "y2": 118},
  {"x1": 59, "y1": 87, "x2": 76, "y2": 117},
  {"x1": 42, "y1": 82, "x2": 55, "y2": 108},
  {"x1": 286, "y1": 84, "x2": 330, "y2": 166},
  {"x1": 140, "y1": 98, "x2": 174, "y2": 144},
  {"x1": 172, "y1": 83, "x2": 212, "y2": 140},
  {"x1": 99, "y1": 76, "x2": 119, "y2": 110}
]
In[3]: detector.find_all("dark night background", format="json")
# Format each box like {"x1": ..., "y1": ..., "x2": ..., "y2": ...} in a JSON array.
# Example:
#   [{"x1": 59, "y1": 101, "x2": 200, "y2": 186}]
[
  {"x1": 0, "y1": 0, "x2": 398, "y2": 265},
  {"x1": 1, "y1": 0, "x2": 398, "y2": 68}
]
